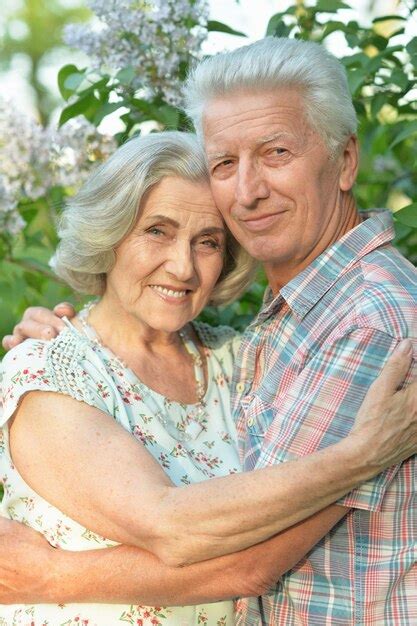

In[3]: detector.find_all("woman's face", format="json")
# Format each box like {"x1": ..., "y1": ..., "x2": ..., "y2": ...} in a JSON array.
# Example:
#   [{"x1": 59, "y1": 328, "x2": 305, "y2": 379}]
[{"x1": 104, "y1": 176, "x2": 226, "y2": 333}]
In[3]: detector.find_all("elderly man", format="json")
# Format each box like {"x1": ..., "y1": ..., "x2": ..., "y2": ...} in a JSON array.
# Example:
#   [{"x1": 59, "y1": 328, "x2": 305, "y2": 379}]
[
  {"x1": 2, "y1": 38, "x2": 416, "y2": 624},
  {"x1": 182, "y1": 37, "x2": 417, "y2": 624}
]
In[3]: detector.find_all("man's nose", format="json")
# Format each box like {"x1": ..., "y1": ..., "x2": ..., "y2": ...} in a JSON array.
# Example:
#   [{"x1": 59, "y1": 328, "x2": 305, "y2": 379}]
[
  {"x1": 164, "y1": 241, "x2": 195, "y2": 282},
  {"x1": 235, "y1": 160, "x2": 270, "y2": 208}
]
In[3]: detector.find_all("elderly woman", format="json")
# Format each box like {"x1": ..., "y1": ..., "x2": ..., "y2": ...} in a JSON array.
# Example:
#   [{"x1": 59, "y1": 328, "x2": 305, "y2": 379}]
[{"x1": 0, "y1": 132, "x2": 415, "y2": 626}]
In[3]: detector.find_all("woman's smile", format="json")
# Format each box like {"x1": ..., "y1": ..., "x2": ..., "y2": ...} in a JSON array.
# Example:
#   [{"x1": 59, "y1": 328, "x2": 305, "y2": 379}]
[{"x1": 101, "y1": 175, "x2": 226, "y2": 335}]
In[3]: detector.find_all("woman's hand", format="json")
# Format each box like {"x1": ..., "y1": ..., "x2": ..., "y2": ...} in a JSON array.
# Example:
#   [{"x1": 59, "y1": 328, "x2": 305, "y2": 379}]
[
  {"x1": 0, "y1": 518, "x2": 58, "y2": 604},
  {"x1": 2, "y1": 303, "x2": 76, "y2": 351}
]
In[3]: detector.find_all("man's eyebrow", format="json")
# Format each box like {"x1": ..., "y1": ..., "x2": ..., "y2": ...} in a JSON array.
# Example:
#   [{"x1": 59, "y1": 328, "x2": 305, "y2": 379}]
[
  {"x1": 207, "y1": 151, "x2": 230, "y2": 163},
  {"x1": 256, "y1": 131, "x2": 290, "y2": 145},
  {"x1": 207, "y1": 132, "x2": 293, "y2": 162}
]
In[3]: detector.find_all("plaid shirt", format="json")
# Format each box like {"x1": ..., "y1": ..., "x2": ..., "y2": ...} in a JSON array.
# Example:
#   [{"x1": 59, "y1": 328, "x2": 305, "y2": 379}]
[{"x1": 233, "y1": 212, "x2": 417, "y2": 625}]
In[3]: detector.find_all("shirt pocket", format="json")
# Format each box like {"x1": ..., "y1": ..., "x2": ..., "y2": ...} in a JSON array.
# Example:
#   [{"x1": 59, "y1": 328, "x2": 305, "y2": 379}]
[{"x1": 242, "y1": 392, "x2": 277, "y2": 438}]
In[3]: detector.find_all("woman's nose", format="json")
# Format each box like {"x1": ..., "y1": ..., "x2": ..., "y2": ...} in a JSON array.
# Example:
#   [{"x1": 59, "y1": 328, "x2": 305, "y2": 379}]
[{"x1": 164, "y1": 242, "x2": 195, "y2": 282}]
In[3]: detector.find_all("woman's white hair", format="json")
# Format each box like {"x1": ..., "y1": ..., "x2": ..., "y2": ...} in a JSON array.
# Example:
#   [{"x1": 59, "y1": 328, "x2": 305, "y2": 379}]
[
  {"x1": 184, "y1": 37, "x2": 357, "y2": 156},
  {"x1": 52, "y1": 131, "x2": 257, "y2": 305}
]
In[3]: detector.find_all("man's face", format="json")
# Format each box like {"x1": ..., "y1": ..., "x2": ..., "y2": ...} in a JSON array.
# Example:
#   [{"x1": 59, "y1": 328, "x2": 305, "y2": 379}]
[{"x1": 203, "y1": 88, "x2": 358, "y2": 290}]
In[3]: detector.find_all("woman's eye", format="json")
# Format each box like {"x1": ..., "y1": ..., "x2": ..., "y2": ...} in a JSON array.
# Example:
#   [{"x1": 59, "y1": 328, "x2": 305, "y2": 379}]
[
  {"x1": 147, "y1": 226, "x2": 164, "y2": 236},
  {"x1": 198, "y1": 238, "x2": 220, "y2": 250}
]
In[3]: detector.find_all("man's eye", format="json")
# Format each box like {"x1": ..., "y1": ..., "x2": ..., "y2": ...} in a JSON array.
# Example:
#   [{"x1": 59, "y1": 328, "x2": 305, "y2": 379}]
[
  {"x1": 273, "y1": 147, "x2": 288, "y2": 156},
  {"x1": 214, "y1": 159, "x2": 233, "y2": 171}
]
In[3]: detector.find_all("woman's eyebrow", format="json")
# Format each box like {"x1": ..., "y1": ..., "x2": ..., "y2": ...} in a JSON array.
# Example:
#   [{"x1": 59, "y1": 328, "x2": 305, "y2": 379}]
[
  {"x1": 142, "y1": 217, "x2": 224, "y2": 236},
  {"x1": 143, "y1": 215, "x2": 179, "y2": 227},
  {"x1": 195, "y1": 226, "x2": 225, "y2": 237}
]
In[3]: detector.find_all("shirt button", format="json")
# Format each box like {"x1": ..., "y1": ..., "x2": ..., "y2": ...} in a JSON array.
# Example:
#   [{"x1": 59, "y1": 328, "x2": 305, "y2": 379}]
[
  {"x1": 236, "y1": 381, "x2": 245, "y2": 393},
  {"x1": 247, "y1": 417, "x2": 255, "y2": 427}
]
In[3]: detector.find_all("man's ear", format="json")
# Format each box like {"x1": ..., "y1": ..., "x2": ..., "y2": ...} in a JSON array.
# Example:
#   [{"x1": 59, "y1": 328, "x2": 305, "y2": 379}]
[{"x1": 339, "y1": 135, "x2": 359, "y2": 192}]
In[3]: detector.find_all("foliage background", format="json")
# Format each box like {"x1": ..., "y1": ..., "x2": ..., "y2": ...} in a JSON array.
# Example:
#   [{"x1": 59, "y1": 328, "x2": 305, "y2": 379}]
[{"x1": 1, "y1": 0, "x2": 417, "y2": 356}]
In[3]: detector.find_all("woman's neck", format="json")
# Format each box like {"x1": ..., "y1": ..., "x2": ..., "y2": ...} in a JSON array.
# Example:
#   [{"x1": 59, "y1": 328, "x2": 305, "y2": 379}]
[
  {"x1": 88, "y1": 294, "x2": 184, "y2": 355},
  {"x1": 78, "y1": 294, "x2": 202, "y2": 404}
]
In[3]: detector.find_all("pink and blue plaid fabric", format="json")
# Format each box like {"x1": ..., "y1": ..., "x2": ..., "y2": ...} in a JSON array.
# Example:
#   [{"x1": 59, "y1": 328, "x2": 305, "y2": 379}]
[{"x1": 233, "y1": 212, "x2": 417, "y2": 625}]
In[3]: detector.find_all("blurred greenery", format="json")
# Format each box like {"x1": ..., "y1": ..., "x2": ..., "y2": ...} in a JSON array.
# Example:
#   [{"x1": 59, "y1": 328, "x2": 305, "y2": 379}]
[
  {"x1": 1, "y1": 0, "x2": 417, "y2": 356},
  {"x1": 0, "y1": 0, "x2": 90, "y2": 123}
]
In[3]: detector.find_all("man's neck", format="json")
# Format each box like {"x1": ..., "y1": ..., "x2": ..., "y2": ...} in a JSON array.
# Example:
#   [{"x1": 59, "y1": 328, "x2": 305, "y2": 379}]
[{"x1": 266, "y1": 194, "x2": 361, "y2": 295}]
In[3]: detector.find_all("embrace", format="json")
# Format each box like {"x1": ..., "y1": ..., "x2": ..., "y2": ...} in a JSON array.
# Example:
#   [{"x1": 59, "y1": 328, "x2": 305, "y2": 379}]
[{"x1": 1, "y1": 38, "x2": 416, "y2": 625}]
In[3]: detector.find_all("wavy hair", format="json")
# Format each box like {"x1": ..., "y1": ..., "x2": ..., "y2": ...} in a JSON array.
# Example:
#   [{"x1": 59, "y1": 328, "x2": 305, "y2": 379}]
[
  {"x1": 184, "y1": 37, "x2": 357, "y2": 156},
  {"x1": 52, "y1": 131, "x2": 258, "y2": 305}
]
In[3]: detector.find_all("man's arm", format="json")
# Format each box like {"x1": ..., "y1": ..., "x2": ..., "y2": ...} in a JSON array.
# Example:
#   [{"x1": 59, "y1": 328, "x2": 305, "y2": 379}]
[{"x1": 0, "y1": 506, "x2": 346, "y2": 605}]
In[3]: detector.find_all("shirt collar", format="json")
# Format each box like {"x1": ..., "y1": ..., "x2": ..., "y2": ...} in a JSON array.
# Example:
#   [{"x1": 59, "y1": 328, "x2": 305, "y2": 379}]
[{"x1": 252, "y1": 210, "x2": 395, "y2": 326}]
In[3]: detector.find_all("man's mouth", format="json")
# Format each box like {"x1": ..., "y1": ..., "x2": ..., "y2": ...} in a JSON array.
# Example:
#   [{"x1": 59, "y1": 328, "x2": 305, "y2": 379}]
[{"x1": 241, "y1": 211, "x2": 287, "y2": 232}]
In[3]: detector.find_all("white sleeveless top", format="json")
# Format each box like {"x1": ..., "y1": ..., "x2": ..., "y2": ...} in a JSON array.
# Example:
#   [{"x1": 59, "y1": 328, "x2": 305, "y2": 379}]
[{"x1": 0, "y1": 319, "x2": 242, "y2": 626}]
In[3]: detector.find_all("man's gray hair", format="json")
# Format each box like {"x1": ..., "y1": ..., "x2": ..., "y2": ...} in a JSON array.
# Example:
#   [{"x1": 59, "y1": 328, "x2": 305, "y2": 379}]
[
  {"x1": 52, "y1": 131, "x2": 257, "y2": 304},
  {"x1": 184, "y1": 37, "x2": 357, "y2": 156}
]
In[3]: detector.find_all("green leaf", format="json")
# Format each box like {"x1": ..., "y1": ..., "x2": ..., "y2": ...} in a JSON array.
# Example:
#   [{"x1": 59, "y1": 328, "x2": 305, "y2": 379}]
[
  {"x1": 370, "y1": 93, "x2": 387, "y2": 119},
  {"x1": 157, "y1": 104, "x2": 180, "y2": 129},
  {"x1": 207, "y1": 20, "x2": 247, "y2": 37},
  {"x1": 389, "y1": 121, "x2": 417, "y2": 149},
  {"x1": 58, "y1": 64, "x2": 84, "y2": 100},
  {"x1": 116, "y1": 66, "x2": 136, "y2": 86},
  {"x1": 389, "y1": 68, "x2": 409, "y2": 91},
  {"x1": 372, "y1": 15, "x2": 406, "y2": 24},
  {"x1": 76, "y1": 76, "x2": 110, "y2": 99},
  {"x1": 394, "y1": 204, "x2": 417, "y2": 228},
  {"x1": 364, "y1": 34, "x2": 389, "y2": 51},
  {"x1": 93, "y1": 102, "x2": 125, "y2": 126},
  {"x1": 314, "y1": 0, "x2": 351, "y2": 13},
  {"x1": 266, "y1": 13, "x2": 294, "y2": 37},
  {"x1": 64, "y1": 72, "x2": 85, "y2": 92},
  {"x1": 342, "y1": 51, "x2": 368, "y2": 68},
  {"x1": 406, "y1": 37, "x2": 417, "y2": 56},
  {"x1": 394, "y1": 221, "x2": 413, "y2": 243},
  {"x1": 58, "y1": 93, "x2": 100, "y2": 126},
  {"x1": 347, "y1": 68, "x2": 367, "y2": 94},
  {"x1": 321, "y1": 20, "x2": 349, "y2": 39}
]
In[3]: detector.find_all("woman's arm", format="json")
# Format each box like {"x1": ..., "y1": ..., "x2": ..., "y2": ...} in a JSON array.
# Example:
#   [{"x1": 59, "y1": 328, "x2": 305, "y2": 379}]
[
  {"x1": 9, "y1": 344, "x2": 417, "y2": 567},
  {"x1": 0, "y1": 506, "x2": 346, "y2": 605}
]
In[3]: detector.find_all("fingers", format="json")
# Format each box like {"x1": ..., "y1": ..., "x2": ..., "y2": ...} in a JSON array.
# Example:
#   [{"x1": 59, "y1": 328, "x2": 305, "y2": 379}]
[
  {"x1": 53, "y1": 302, "x2": 76, "y2": 319},
  {"x1": 2, "y1": 305, "x2": 73, "y2": 350},
  {"x1": 22, "y1": 305, "x2": 68, "y2": 334},
  {"x1": 13, "y1": 320, "x2": 59, "y2": 342},
  {"x1": 368, "y1": 340, "x2": 413, "y2": 398},
  {"x1": 2, "y1": 334, "x2": 20, "y2": 351},
  {"x1": 396, "y1": 376, "x2": 417, "y2": 435},
  {"x1": 22, "y1": 306, "x2": 67, "y2": 327}
]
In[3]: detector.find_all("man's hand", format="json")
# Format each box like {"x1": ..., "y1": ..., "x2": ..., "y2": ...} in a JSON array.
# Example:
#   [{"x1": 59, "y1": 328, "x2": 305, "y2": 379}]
[
  {"x1": 352, "y1": 339, "x2": 417, "y2": 469},
  {"x1": 0, "y1": 518, "x2": 58, "y2": 604},
  {"x1": 2, "y1": 303, "x2": 76, "y2": 351}
]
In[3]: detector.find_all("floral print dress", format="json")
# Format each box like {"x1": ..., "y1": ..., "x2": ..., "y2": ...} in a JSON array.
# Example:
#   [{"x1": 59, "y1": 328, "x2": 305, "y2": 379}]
[{"x1": 0, "y1": 319, "x2": 242, "y2": 626}]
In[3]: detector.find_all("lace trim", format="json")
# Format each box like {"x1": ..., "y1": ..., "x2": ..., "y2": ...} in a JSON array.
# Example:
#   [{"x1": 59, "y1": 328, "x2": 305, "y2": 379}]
[
  {"x1": 45, "y1": 328, "x2": 93, "y2": 405},
  {"x1": 193, "y1": 321, "x2": 238, "y2": 349}
]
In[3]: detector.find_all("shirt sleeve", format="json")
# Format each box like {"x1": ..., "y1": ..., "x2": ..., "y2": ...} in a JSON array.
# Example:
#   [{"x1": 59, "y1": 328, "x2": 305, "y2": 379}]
[
  {"x1": 0, "y1": 331, "x2": 113, "y2": 427},
  {"x1": 253, "y1": 327, "x2": 411, "y2": 512}
]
